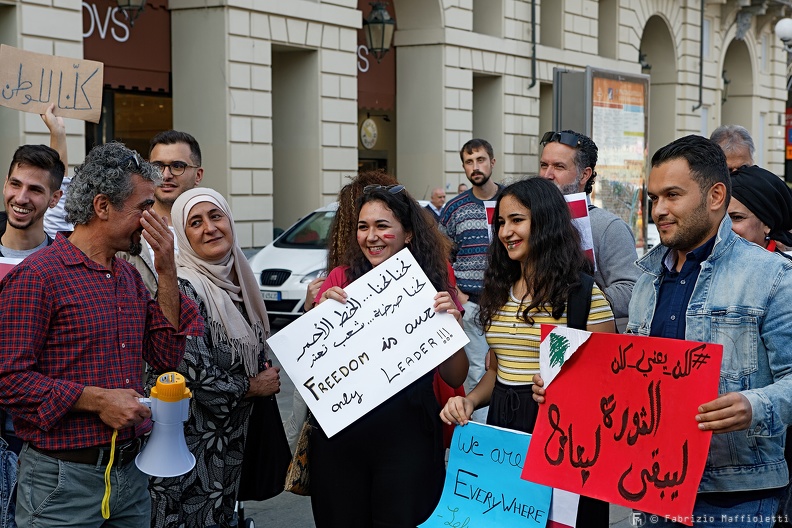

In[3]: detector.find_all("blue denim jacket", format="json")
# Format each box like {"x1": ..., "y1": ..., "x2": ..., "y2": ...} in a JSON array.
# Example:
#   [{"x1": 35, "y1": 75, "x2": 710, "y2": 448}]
[{"x1": 628, "y1": 216, "x2": 792, "y2": 493}]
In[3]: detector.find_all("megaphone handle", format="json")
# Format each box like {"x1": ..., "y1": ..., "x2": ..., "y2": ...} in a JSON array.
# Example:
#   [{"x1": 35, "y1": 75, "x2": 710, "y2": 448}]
[{"x1": 138, "y1": 397, "x2": 152, "y2": 408}]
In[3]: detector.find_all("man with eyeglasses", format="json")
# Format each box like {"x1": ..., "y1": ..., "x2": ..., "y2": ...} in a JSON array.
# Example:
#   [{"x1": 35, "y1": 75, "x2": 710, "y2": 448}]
[
  {"x1": 0, "y1": 142, "x2": 203, "y2": 527},
  {"x1": 539, "y1": 129, "x2": 640, "y2": 331},
  {"x1": 440, "y1": 138, "x2": 502, "y2": 423},
  {"x1": 710, "y1": 124, "x2": 754, "y2": 173},
  {"x1": 118, "y1": 130, "x2": 204, "y2": 296}
]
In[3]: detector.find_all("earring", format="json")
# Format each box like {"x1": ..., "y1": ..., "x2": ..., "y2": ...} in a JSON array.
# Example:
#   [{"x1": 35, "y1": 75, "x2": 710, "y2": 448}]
[{"x1": 765, "y1": 234, "x2": 771, "y2": 241}]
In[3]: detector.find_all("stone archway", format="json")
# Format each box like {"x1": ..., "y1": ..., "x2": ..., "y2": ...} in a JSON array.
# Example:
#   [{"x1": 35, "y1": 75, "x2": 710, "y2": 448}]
[
  {"x1": 640, "y1": 14, "x2": 678, "y2": 156},
  {"x1": 720, "y1": 39, "x2": 754, "y2": 138}
]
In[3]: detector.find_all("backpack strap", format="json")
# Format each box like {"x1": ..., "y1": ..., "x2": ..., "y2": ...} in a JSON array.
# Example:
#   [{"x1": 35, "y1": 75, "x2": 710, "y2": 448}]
[{"x1": 566, "y1": 272, "x2": 594, "y2": 331}]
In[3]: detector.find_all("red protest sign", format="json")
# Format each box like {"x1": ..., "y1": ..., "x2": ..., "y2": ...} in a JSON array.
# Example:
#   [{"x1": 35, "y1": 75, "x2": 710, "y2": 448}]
[{"x1": 523, "y1": 326, "x2": 722, "y2": 525}]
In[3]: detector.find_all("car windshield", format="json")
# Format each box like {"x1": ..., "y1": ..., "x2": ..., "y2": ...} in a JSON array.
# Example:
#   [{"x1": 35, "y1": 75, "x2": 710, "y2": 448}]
[{"x1": 274, "y1": 210, "x2": 335, "y2": 249}]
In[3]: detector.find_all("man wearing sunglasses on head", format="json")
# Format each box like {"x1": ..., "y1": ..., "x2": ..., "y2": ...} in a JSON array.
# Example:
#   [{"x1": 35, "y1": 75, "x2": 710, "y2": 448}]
[
  {"x1": 539, "y1": 130, "x2": 640, "y2": 331},
  {"x1": 118, "y1": 130, "x2": 204, "y2": 297}
]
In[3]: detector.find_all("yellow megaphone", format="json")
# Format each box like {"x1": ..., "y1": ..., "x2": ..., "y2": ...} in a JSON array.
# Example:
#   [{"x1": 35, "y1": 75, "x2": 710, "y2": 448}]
[{"x1": 135, "y1": 372, "x2": 196, "y2": 478}]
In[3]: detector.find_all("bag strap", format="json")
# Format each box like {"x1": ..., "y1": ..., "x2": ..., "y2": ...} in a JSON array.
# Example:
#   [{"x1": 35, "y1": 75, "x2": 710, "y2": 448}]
[{"x1": 566, "y1": 272, "x2": 594, "y2": 331}]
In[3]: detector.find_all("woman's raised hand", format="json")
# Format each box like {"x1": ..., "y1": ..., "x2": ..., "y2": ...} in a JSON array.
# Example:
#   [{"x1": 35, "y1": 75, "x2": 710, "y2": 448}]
[
  {"x1": 317, "y1": 286, "x2": 347, "y2": 305},
  {"x1": 433, "y1": 291, "x2": 461, "y2": 324},
  {"x1": 440, "y1": 395, "x2": 474, "y2": 426},
  {"x1": 531, "y1": 373, "x2": 546, "y2": 403},
  {"x1": 304, "y1": 277, "x2": 327, "y2": 311}
]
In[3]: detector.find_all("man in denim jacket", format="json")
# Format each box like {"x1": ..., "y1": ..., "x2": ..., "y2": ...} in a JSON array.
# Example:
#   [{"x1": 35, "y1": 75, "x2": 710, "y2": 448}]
[{"x1": 629, "y1": 135, "x2": 792, "y2": 525}]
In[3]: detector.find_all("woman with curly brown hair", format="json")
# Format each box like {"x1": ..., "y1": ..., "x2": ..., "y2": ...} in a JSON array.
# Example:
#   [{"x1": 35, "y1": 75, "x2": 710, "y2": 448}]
[{"x1": 310, "y1": 182, "x2": 468, "y2": 527}]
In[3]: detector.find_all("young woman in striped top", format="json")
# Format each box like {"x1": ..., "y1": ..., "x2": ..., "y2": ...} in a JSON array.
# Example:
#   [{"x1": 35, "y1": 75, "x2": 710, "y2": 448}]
[{"x1": 440, "y1": 177, "x2": 615, "y2": 527}]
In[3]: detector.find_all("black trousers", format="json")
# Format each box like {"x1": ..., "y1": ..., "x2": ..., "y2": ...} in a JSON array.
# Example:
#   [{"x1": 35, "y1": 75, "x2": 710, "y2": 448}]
[
  {"x1": 487, "y1": 381, "x2": 609, "y2": 528},
  {"x1": 309, "y1": 374, "x2": 444, "y2": 528}
]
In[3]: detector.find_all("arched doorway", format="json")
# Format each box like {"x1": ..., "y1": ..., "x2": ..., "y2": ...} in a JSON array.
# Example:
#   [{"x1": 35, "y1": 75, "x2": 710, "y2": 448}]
[
  {"x1": 640, "y1": 15, "x2": 678, "y2": 157},
  {"x1": 720, "y1": 39, "x2": 754, "y2": 139}
]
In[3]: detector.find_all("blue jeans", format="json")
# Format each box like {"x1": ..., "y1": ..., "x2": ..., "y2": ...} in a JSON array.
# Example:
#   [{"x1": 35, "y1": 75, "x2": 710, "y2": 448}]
[
  {"x1": 635, "y1": 492, "x2": 782, "y2": 527},
  {"x1": 15, "y1": 443, "x2": 150, "y2": 528},
  {"x1": 461, "y1": 301, "x2": 489, "y2": 423}
]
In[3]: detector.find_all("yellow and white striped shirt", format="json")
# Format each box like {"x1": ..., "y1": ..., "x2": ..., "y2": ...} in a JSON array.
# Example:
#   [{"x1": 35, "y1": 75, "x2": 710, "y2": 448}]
[{"x1": 485, "y1": 284, "x2": 614, "y2": 385}]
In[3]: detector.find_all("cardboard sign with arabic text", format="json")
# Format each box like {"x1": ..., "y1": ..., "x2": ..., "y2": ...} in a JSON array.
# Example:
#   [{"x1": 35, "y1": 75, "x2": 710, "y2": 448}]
[
  {"x1": 268, "y1": 248, "x2": 468, "y2": 438},
  {"x1": 0, "y1": 45, "x2": 104, "y2": 123},
  {"x1": 523, "y1": 326, "x2": 722, "y2": 525}
]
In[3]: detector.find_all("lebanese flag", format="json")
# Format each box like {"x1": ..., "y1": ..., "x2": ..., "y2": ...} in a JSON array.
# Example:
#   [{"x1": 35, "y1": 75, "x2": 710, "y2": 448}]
[
  {"x1": 565, "y1": 193, "x2": 596, "y2": 270},
  {"x1": 484, "y1": 200, "x2": 497, "y2": 242},
  {"x1": 0, "y1": 257, "x2": 22, "y2": 280}
]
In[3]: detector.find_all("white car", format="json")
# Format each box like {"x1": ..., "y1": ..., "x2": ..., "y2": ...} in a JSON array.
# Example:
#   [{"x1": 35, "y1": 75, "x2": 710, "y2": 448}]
[
  {"x1": 248, "y1": 200, "x2": 431, "y2": 322},
  {"x1": 248, "y1": 202, "x2": 337, "y2": 322}
]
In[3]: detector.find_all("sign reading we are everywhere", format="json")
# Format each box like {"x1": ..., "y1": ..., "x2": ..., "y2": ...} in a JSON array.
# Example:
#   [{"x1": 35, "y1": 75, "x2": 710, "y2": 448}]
[{"x1": 421, "y1": 422, "x2": 552, "y2": 528}]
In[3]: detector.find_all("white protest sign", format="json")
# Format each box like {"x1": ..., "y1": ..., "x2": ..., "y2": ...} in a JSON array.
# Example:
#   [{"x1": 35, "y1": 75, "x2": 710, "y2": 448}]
[{"x1": 268, "y1": 248, "x2": 469, "y2": 438}]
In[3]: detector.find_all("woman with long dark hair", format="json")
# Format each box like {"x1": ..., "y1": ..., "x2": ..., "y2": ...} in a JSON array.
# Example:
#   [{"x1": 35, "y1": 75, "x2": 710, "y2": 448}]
[
  {"x1": 310, "y1": 183, "x2": 468, "y2": 527},
  {"x1": 440, "y1": 177, "x2": 615, "y2": 526}
]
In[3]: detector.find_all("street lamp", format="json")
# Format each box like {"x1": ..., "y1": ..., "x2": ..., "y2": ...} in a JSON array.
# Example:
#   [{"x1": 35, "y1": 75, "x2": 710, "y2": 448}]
[
  {"x1": 363, "y1": 2, "x2": 395, "y2": 63},
  {"x1": 775, "y1": 18, "x2": 792, "y2": 53},
  {"x1": 115, "y1": 0, "x2": 146, "y2": 27}
]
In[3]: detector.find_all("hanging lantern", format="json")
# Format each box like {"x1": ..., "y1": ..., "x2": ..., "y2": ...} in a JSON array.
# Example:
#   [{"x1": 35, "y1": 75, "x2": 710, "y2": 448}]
[
  {"x1": 363, "y1": 2, "x2": 395, "y2": 63},
  {"x1": 115, "y1": 0, "x2": 146, "y2": 27}
]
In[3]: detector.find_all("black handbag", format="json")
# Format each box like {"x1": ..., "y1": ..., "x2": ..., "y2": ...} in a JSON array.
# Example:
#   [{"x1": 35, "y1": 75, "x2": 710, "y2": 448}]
[{"x1": 237, "y1": 394, "x2": 292, "y2": 502}]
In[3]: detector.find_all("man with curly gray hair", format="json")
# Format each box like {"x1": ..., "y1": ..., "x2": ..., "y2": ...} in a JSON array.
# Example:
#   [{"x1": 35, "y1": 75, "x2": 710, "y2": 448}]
[{"x1": 0, "y1": 141, "x2": 204, "y2": 528}]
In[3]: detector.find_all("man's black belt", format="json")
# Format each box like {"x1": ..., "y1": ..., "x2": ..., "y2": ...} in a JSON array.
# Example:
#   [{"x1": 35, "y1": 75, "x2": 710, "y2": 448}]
[{"x1": 31, "y1": 436, "x2": 143, "y2": 467}]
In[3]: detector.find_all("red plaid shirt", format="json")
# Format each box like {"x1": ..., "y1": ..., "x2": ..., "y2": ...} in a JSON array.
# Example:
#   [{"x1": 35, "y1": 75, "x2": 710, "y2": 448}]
[{"x1": 0, "y1": 234, "x2": 203, "y2": 450}]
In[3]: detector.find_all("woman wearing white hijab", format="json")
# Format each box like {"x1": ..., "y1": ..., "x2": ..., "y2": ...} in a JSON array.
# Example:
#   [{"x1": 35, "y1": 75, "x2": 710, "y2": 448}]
[{"x1": 149, "y1": 188, "x2": 281, "y2": 528}]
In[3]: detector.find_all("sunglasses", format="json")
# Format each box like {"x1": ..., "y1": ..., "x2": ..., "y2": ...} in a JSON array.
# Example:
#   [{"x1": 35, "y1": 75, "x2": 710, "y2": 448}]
[
  {"x1": 150, "y1": 161, "x2": 200, "y2": 177},
  {"x1": 119, "y1": 152, "x2": 143, "y2": 171},
  {"x1": 540, "y1": 131, "x2": 582, "y2": 148},
  {"x1": 363, "y1": 184, "x2": 405, "y2": 195}
]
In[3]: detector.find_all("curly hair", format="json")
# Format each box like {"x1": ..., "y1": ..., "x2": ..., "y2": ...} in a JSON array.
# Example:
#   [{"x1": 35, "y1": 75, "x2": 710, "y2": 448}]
[
  {"x1": 326, "y1": 170, "x2": 398, "y2": 272},
  {"x1": 340, "y1": 185, "x2": 452, "y2": 293},
  {"x1": 66, "y1": 142, "x2": 161, "y2": 225},
  {"x1": 478, "y1": 177, "x2": 592, "y2": 328}
]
